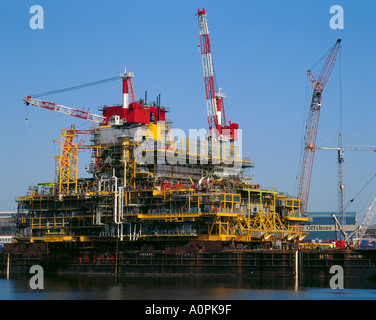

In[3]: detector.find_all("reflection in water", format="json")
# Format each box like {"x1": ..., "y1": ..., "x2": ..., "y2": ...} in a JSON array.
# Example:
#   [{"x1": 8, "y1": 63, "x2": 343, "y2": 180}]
[{"x1": 1, "y1": 275, "x2": 376, "y2": 300}]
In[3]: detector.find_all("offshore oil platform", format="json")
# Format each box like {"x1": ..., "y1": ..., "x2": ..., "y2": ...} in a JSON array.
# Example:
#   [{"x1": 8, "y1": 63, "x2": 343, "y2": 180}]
[
  {"x1": 15, "y1": 9, "x2": 309, "y2": 249},
  {"x1": 5, "y1": 9, "x2": 375, "y2": 280}
]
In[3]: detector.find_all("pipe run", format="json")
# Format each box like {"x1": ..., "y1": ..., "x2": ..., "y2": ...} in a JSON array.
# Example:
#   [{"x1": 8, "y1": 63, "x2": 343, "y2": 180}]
[{"x1": 112, "y1": 171, "x2": 124, "y2": 226}]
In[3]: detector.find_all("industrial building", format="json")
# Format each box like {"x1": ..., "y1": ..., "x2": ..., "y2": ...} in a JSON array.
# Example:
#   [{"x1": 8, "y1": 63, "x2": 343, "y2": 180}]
[
  {"x1": 304, "y1": 212, "x2": 357, "y2": 241},
  {"x1": 0, "y1": 212, "x2": 17, "y2": 236}
]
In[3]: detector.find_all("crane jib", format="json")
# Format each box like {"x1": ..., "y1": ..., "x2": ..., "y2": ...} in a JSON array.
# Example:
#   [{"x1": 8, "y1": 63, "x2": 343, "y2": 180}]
[
  {"x1": 297, "y1": 39, "x2": 341, "y2": 213},
  {"x1": 196, "y1": 8, "x2": 239, "y2": 141},
  {"x1": 24, "y1": 97, "x2": 107, "y2": 124}
]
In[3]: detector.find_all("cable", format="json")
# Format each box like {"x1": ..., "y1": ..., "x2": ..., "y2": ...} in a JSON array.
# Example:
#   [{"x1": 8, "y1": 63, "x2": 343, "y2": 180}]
[
  {"x1": 344, "y1": 173, "x2": 376, "y2": 211},
  {"x1": 309, "y1": 46, "x2": 332, "y2": 72},
  {"x1": 332, "y1": 173, "x2": 376, "y2": 240},
  {"x1": 25, "y1": 105, "x2": 29, "y2": 126},
  {"x1": 339, "y1": 46, "x2": 342, "y2": 132},
  {"x1": 30, "y1": 76, "x2": 119, "y2": 98},
  {"x1": 342, "y1": 131, "x2": 376, "y2": 144}
]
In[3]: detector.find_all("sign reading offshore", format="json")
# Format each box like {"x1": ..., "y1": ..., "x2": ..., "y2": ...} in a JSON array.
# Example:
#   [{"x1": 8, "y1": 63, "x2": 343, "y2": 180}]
[
  {"x1": 303, "y1": 212, "x2": 357, "y2": 240},
  {"x1": 304, "y1": 224, "x2": 357, "y2": 232},
  {"x1": 304, "y1": 225, "x2": 335, "y2": 232}
]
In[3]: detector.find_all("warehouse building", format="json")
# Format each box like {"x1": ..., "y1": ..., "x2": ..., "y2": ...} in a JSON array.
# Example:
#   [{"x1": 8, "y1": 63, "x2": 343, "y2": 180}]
[
  {"x1": 304, "y1": 212, "x2": 357, "y2": 241},
  {"x1": 0, "y1": 211, "x2": 17, "y2": 236}
]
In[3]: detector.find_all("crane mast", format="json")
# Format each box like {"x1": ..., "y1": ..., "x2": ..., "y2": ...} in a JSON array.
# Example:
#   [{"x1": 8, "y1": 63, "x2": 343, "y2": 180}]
[
  {"x1": 298, "y1": 39, "x2": 341, "y2": 213},
  {"x1": 120, "y1": 68, "x2": 135, "y2": 110},
  {"x1": 317, "y1": 142, "x2": 376, "y2": 238},
  {"x1": 196, "y1": 8, "x2": 238, "y2": 141},
  {"x1": 197, "y1": 8, "x2": 217, "y2": 132}
]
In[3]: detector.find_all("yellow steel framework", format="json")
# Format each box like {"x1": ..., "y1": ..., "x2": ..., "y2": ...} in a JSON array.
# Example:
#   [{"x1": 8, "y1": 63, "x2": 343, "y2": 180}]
[
  {"x1": 54, "y1": 126, "x2": 78, "y2": 194},
  {"x1": 16, "y1": 122, "x2": 309, "y2": 245}
]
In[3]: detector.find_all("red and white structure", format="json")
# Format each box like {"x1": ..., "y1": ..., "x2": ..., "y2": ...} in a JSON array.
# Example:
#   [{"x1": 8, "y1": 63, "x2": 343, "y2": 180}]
[
  {"x1": 24, "y1": 96, "x2": 107, "y2": 124},
  {"x1": 196, "y1": 8, "x2": 238, "y2": 141},
  {"x1": 297, "y1": 39, "x2": 341, "y2": 213},
  {"x1": 120, "y1": 68, "x2": 135, "y2": 110},
  {"x1": 24, "y1": 68, "x2": 168, "y2": 126}
]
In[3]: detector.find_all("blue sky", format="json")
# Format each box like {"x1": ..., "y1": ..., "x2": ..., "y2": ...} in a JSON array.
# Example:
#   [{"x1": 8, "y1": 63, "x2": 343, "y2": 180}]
[{"x1": 1, "y1": 1, "x2": 375, "y2": 221}]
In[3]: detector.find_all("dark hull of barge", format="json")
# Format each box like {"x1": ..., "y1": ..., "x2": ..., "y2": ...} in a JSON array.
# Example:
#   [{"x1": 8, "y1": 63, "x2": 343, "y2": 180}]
[{"x1": 1, "y1": 242, "x2": 376, "y2": 280}]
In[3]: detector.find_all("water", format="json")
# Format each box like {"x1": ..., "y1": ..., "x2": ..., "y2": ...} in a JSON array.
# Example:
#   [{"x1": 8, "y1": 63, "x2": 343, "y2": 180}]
[{"x1": 1, "y1": 275, "x2": 376, "y2": 300}]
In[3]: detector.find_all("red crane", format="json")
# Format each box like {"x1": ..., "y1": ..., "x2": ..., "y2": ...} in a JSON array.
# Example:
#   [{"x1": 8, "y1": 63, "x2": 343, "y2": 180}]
[
  {"x1": 298, "y1": 39, "x2": 341, "y2": 213},
  {"x1": 24, "y1": 70, "x2": 166, "y2": 126},
  {"x1": 23, "y1": 71, "x2": 137, "y2": 124},
  {"x1": 24, "y1": 96, "x2": 108, "y2": 124},
  {"x1": 196, "y1": 8, "x2": 238, "y2": 141}
]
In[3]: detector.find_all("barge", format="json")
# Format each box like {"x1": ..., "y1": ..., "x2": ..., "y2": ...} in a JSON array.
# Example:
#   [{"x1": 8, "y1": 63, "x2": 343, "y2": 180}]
[{"x1": 2, "y1": 242, "x2": 376, "y2": 280}]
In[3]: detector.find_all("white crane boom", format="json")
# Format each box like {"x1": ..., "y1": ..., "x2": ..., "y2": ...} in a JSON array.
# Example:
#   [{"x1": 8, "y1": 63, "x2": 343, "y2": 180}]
[
  {"x1": 24, "y1": 96, "x2": 107, "y2": 124},
  {"x1": 332, "y1": 193, "x2": 376, "y2": 244}
]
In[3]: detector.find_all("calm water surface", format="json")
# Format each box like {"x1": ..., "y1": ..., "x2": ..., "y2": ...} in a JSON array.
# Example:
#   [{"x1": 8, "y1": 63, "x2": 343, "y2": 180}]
[{"x1": 1, "y1": 276, "x2": 376, "y2": 300}]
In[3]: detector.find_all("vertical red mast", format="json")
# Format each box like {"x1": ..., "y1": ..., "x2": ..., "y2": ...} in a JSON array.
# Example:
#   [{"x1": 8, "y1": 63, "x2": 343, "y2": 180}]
[
  {"x1": 120, "y1": 68, "x2": 135, "y2": 110},
  {"x1": 196, "y1": 8, "x2": 238, "y2": 141}
]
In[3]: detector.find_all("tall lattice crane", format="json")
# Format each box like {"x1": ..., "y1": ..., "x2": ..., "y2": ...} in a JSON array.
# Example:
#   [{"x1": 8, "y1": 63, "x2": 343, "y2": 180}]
[
  {"x1": 318, "y1": 142, "x2": 376, "y2": 236},
  {"x1": 298, "y1": 39, "x2": 341, "y2": 213},
  {"x1": 196, "y1": 8, "x2": 238, "y2": 141}
]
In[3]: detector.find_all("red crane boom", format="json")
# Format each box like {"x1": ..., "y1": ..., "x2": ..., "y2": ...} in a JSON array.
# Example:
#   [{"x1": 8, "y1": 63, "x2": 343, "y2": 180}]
[
  {"x1": 298, "y1": 39, "x2": 341, "y2": 213},
  {"x1": 24, "y1": 96, "x2": 107, "y2": 124},
  {"x1": 196, "y1": 8, "x2": 238, "y2": 141}
]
